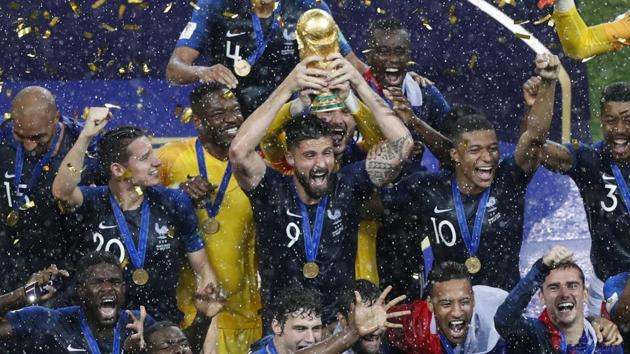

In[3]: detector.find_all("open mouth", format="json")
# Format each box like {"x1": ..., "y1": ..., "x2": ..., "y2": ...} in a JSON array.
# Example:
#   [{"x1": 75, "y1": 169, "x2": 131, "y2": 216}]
[
  {"x1": 361, "y1": 333, "x2": 381, "y2": 344},
  {"x1": 383, "y1": 67, "x2": 404, "y2": 86},
  {"x1": 474, "y1": 166, "x2": 494, "y2": 181},
  {"x1": 448, "y1": 319, "x2": 466, "y2": 338},
  {"x1": 310, "y1": 169, "x2": 329, "y2": 186},
  {"x1": 611, "y1": 138, "x2": 629, "y2": 156},
  {"x1": 98, "y1": 296, "x2": 118, "y2": 320},
  {"x1": 331, "y1": 127, "x2": 346, "y2": 146},
  {"x1": 556, "y1": 301, "x2": 575, "y2": 313}
]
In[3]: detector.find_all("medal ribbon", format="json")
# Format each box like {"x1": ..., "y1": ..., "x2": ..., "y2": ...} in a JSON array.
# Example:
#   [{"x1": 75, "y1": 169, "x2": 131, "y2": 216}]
[
  {"x1": 108, "y1": 192, "x2": 150, "y2": 270},
  {"x1": 12, "y1": 124, "x2": 61, "y2": 210},
  {"x1": 246, "y1": 2, "x2": 282, "y2": 66},
  {"x1": 291, "y1": 185, "x2": 328, "y2": 263},
  {"x1": 195, "y1": 139, "x2": 232, "y2": 218},
  {"x1": 438, "y1": 333, "x2": 456, "y2": 354},
  {"x1": 78, "y1": 307, "x2": 126, "y2": 354},
  {"x1": 611, "y1": 164, "x2": 630, "y2": 216},
  {"x1": 451, "y1": 178, "x2": 491, "y2": 259}
]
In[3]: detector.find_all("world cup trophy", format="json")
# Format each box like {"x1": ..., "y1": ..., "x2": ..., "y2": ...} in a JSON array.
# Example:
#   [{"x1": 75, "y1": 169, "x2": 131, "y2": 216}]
[{"x1": 296, "y1": 9, "x2": 346, "y2": 112}]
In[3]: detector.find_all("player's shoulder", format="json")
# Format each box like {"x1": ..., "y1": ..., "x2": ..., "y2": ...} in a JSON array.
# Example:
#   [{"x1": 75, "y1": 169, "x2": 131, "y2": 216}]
[
  {"x1": 148, "y1": 186, "x2": 193, "y2": 209},
  {"x1": 604, "y1": 272, "x2": 630, "y2": 299},
  {"x1": 195, "y1": 0, "x2": 229, "y2": 10},
  {"x1": 157, "y1": 138, "x2": 196, "y2": 159}
]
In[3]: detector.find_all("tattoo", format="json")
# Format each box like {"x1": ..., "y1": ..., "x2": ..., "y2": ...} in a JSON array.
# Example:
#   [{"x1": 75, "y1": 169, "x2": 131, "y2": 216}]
[{"x1": 366, "y1": 133, "x2": 412, "y2": 186}]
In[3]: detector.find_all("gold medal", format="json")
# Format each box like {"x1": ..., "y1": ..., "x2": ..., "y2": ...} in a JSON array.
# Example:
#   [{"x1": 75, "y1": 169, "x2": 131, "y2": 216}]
[
  {"x1": 234, "y1": 59, "x2": 251, "y2": 77},
  {"x1": 132, "y1": 268, "x2": 150, "y2": 286},
  {"x1": 303, "y1": 262, "x2": 319, "y2": 278},
  {"x1": 465, "y1": 256, "x2": 482, "y2": 274},
  {"x1": 6, "y1": 210, "x2": 19, "y2": 227},
  {"x1": 201, "y1": 218, "x2": 220, "y2": 234}
]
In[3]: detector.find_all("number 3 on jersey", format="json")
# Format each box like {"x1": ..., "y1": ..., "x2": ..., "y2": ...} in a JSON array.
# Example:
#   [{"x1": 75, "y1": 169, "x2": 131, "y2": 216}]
[
  {"x1": 601, "y1": 173, "x2": 618, "y2": 212},
  {"x1": 430, "y1": 217, "x2": 456, "y2": 247}
]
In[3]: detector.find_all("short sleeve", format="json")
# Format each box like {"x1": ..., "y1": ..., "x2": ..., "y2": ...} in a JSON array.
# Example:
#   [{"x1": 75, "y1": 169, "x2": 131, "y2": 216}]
[
  {"x1": 171, "y1": 190, "x2": 205, "y2": 252},
  {"x1": 175, "y1": 0, "x2": 223, "y2": 51},
  {"x1": 6, "y1": 306, "x2": 58, "y2": 337},
  {"x1": 316, "y1": 1, "x2": 352, "y2": 55},
  {"x1": 78, "y1": 186, "x2": 106, "y2": 212},
  {"x1": 604, "y1": 272, "x2": 630, "y2": 317},
  {"x1": 564, "y1": 143, "x2": 601, "y2": 185}
]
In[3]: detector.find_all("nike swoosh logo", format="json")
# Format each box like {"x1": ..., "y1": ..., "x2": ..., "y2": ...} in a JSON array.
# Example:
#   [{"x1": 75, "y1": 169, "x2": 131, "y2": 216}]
[
  {"x1": 434, "y1": 206, "x2": 453, "y2": 214},
  {"x1": 67, "y1": 345, "x2": 87, "y2": 352},
  {"x1": 226, "y1": 30, "x2": 246, "y2": 38},
  {"x1": 286, "y1": 209, "x2": 302, "y2": 218},
  {"x1": 98, "y1": 222, "x2": 117, "y2": 230},
  {"x1": 4, "y1": 171, "x2": 15, "y2": 179}
]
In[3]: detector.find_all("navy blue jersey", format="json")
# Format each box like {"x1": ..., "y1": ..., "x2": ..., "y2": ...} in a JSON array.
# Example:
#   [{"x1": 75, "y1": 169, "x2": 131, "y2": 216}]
[
  {"x1": 176, "y1": 0, "x2": 352, "y2": 116},
  {"x1": 5, "y1": 305, "x2": 154, "y2": 354},
  {"x1": 75, "y1": 186, "x2": 204, "y2": 322},
  {"x1": 565, "y1": 142, "x2": 630, "y2": 282},
  {"x1": 246, "y1": 161, "x2": 374, "y2": 318},
  {"x1": 382, "y1": 155, "x2": 532, "y2": 290},
  {"x1": 0, "y1": 118, "x2": 98, "y2": 294}
]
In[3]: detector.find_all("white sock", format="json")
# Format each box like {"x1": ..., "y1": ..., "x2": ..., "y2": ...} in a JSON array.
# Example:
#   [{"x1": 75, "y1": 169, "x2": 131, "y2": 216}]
[{"x1": 555, "y1": 0, "x2": 576, "y2": 12}]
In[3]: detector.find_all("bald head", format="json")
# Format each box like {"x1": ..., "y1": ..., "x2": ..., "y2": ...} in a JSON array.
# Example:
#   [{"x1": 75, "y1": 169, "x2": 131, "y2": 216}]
[{"x1": 11, "y1": 86, "x2": 60, "y2": 154}]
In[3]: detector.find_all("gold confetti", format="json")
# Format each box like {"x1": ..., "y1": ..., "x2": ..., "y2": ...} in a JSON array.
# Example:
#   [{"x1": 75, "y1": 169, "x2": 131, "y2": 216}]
[
  {"x1": 164, "y1": 2, "x2": 173, "y2": 13},
  {"x1": 496, "y1": 0, "x2": 515, "y2": 7},
  {"x1": 29, "y1": 10, "x2": 40, "y2": 21},
  {"x1": 84, "y1": 31, "x2": 94, "y2": 39},
  {"x1": 82, "y1": 106, "x2": 90, "y2": 120},
  {"x1": 361, "y1": 48, "x2": 373, "y2": 54},
  {"x1": 104, "y1": 103, "x2": 121, "y2": 110},
  {"x1": 118, "y1": 4, "x2": 126, "y2": 19},
  {"x1": 69, "y1": 1, "x2": 81, "y2": 15},
  {"x1": 515, "y1": 33, "x2": 531, "y2": 39},
  {"x1": 422, "y1": 19, "x2": 432, "y2": 30},
  {"x1": 43, "y1": 10, "x2": 51, "y2": 19},
  {"x1": 43, "y1": 165, "x2": 50, "y2": 172},
  {"x1": 448, "y1": 4, "x2": 458, "y2": 24},
  {"x1": 135, "y1": 186, "x2": 143, "y2": 196},
  {"x1": 444, "y1": 68, "x2": 459, "y2": 76},
  {"x1": 364, "y1": 0, "x2": 371, "y2": 6},
  {"x1": 547, "y1": 19, "x2": 555, "y2": 27},
  {"x1": 100, "y1": 23, "x2": 116, "y2": 32},
  {"x1": 222, "y1": 11, "x2": 238, "y2": 18},
  {"x1": 13, "y1": 239, "x2": 19, "y2": 245},
  {"x1": 278, "y1": 16, "x2": 284, "y2": 28},
  {"x1": 9, "y1": 2, "x2": 20, "y2": 10},
  {"x1": 534, "y1": 14, "x2": 552, "y2": 25},
  {"x1": 92, "y1": 0, "x2": 107, "y2": 9},
  {"x1": 0, "y1": 82, "x2": 3, "y2": 93},
  {"x1": 581, "y1": 56, "x2": 595, "y2": 63},
  {"x1": 376, "y1": 7, "x2": 385, "y2": 14},
  {"x1": 136, "y1": 87, "x2": 145, "y2": 95},
  {"x1": 88, "y1": 63, "x2": 97, "y2": 71},
  {"x1": 468, "y1": 54, "x2": 478, "y2": 69},
  {"x1": 23, "y1": 201, "x2": 35, "y2": 209},
  {"x1": 128, "y1": 0, "x2": 143, "y2": 3},
  {"x1": 121, "y1": 256, "x2": 129, "y2": 269},
  {"x1": 17, "y1": 27, "x2": 32, "y2": 38},
  {"x1": 142, "y1": 63, "x2": 150, "y2": 73},
  {"x1": 42, "y1": 29, "x2": 52, "y2": 39},
  {"x1": 189, "y1": 1, "x2": 200, "y2": 10},
  {"x1": 3, "y1": 113, "x2": 11, "y2": 119},
  {"x1": 514, "y1": 19, "x2": 530, "y2": 25},
  {"x1": 49, "y1": 16, "x2": 60, "y2": 27},
  {"x1": 123, "y1": 24, "x2": 142, "y2": 30},
  {"x1": 223, "y1": 90, "x2": 234, "y2": 99},
  {"x1": 118, "y1": 67, "x2": 127, "y2": 75},
  {"x1": 181, "y1": 107, "x2": 193, "y2": 123},
  {"x1": 167, "y1": 226, "x2": 175, "y2": 238},
  {"x1": 6, "y1": 89, "x2": 12, "y2": 97},
  {"x1": 120, "y1": 170, "x2": 134, "y2": 180}
]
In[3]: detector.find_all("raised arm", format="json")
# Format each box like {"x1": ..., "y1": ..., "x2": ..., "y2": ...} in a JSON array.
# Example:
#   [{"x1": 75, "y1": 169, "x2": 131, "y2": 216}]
[
  {"x1": 514, "y1": 53, "x2": 560, "y2": 174},
  {"x1": 229, "y1": 56, "x2": 328, "y2": 191},
  {"x1": 166, "y1": 47, "x2": 239, "y2": 89},
  {"x1": 52, "y1": 107, "x2": 111, "y2": 208},
  {"x1": 327, "y1": 54, "x2": 413, "y2": 186}
]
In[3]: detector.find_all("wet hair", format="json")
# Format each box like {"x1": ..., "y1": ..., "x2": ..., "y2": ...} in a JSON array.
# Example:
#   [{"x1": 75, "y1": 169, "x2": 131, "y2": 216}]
[
  {"x1": 75, "y1": 251, "x2": 121, "y2": 286},
  {"x1": 367, "y1": 18, "x2": 409, "y2": 47},
  {"x1": 189, "y1": 82, "x2": 228, "y2": 116},
  {"x1": 427, "y1": 261, "x2": 471, "y2": 295},
  {"x1": 338, "y1": 279, "x2": 381, "y2": 318},
  {"x1": 270, "y1": 286, "x2": 323, "y2": 329},
  {"x1": 542, "y1": 261, "x2": 586, "y2": 290},
  {"x1": 145, "y1": 321, "x2": 181, "y2": 346},
  {"x1": 443, "y1": 104, "x2": 494, "y2": 144},
  {"x1": 601, "y1": 82, "x2": 630, "y2": 107},
  {"x1": 284, "y1": 115, "x2": 333, "y2": 150},
  {"x1": 97, "y1": 126, "x2": 146, "y2": 178}
]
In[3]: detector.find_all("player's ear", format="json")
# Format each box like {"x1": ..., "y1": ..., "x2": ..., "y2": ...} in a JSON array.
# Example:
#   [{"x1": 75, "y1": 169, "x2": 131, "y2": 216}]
[
  {"x1": 192, "y1": 113, "x2": 202, "y2": 131},
  {"x1": 427, "y1": 296, "x2": 434, "y2": 313},
  {"x1": 111, "y1": 163, "x2": 129, "y2": 181},
  {"x1": 336, "y1": 311, "x2": 347, "y2": 326},
  {"x1": 271, "y1": 318, "x2": 283, "y2": 336},
  {"x1": 450, "y1": 147, "x2": 460, "y2": 164},
  {"x1": 286, "y1": 150, "x2": 295, "y2": 167}
]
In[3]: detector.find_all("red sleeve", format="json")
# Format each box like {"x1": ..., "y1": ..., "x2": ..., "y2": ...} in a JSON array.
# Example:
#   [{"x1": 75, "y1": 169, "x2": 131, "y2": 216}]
[{"x1": 386, "y1": 300, "x2": 444, "y2": 354}]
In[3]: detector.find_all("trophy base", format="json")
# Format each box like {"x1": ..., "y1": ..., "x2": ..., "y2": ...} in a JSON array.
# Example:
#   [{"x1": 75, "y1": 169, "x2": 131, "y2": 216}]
[{"x1": 310, "y1": 91, "x2": 346, "y2": 113}]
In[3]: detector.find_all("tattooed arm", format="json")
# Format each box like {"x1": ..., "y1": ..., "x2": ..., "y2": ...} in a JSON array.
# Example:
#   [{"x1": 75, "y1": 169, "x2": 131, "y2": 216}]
[{"x1": 365, "y1": 134, "x2": 413, "y2": 187}]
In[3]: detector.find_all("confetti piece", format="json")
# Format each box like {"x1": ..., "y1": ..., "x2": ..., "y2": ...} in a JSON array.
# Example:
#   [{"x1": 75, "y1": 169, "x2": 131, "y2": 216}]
[
  {"x1": 581, "y1": 56, "x2": 595, "y2": 63},
  {"x1": 29, "y1": 10, "x2": 40, "y2": 21},
  {"x1": 100, "y1": 23, "x2": 116, "y2": 32},
  {"x1": 88, "y1": 63, "x2": 97, "y2": 72},
  {"x1": 23, "y1": 201, "x2": 35, "y2": 209},
  {"x1": 9, "y1": 2, "x2": 20, "y2": 10},
  {"x1": 69, "y1": 1, "x2": 81, "y2": 15},
  {"x1": 123, "y1": 24, "x2": 142, "y2": 30},
  {"x1": 468, "y1": 54, "x2": 478, "y2": 69},
  {"x1": 278, "y1": 16, "x2": 284, "y2": 28},
  {"x1": 82, "y1": 107, "x2": 90, "y2": 120},
  {"x1": 376, "y1": 7, "x2": 385, "y2": 14},
  {"x1": 49, "y1": 16, "x2": 60, "y2": 27},
  {"x1": 515, "y1": 33, "x2": 531, "y2": 39},
  {"x1": 223, "y1": 90, "x2": 234, "y2": 99},
  {"x1": 422, "y1": 20, "x2": 432, "y2": 30},
  {"x1": 118, "y1": 4, "x2": 126, "y2": 19},
  {"x1": 128, "y1": 0, "x2": 143, "y2": 3},
  {"x1": 361, "y1": 48, "x2": 373, "y2": 54},
  {"x1": 181, "y1": 107, "x2": 193, "y2": 123},
  {"x1": 547, "y1": 19, "x2": 555, "y2": 27},
  {"x1": 42, "y1": 29, "x2": 51, "y2": 39},
  {"x1": 92, "y1": 0, "x2": 106, "y2": 9},
  {"x1": 84, "y1": 31, "x2": 94, "y2": 39},
  {"x1": 118, "y1": 67, "x2": 127, "y2": 75},
  {"x1": 103, "y1": 103, "x2": 120, "y2": 110},
  {"x1": 0, "y1": 82, "x2": 3, "y2": 93},
  {"x1": 514, "y1": 19, "x2": 530, "y2": 25},
  {"x1": 448, "y1": 4, "x2": 458, "y2": 25},
  {"x1": 136, "y1": 87, "x2": 145, "y2": 95},
  {"x1": 364, "y1": 0, "x2": 371, "y2": 6},
  {"x1": 222, "y1": 11, "x2": 238, "y2": 18},
  {"x1": 43, "y1": 10, "x2": 51, "y2": 19},
  {"x1": 142, "y1": 63, "x2": 150, "y2": 73},
  {"x1": 164, "y1": 2, "x2": 173, "y2": 13},
  {"x1": 135, "y1": 186, "x2": 143, "y2": 196},
  {"x1": 43, "y1": 165, "x2": 50, "y2": 172},
  {"x1": 534, "y1": 14, "x2": 552, "y2": 25},
  {"x1": 189, "y1": 1, "x2": 200, "y2": 10},
  {"x1": 26, "y1": 53, "x2": 35, "y2": 58},
  {"x1": 3, "y1": 113, "x2": 11, "y2": 119},
  {"x1": 13, "y1": 239, "x2": 19, "y2": 245},
  {"x1": 17, "y1": 27, "x2": 32, "y2": 38}
]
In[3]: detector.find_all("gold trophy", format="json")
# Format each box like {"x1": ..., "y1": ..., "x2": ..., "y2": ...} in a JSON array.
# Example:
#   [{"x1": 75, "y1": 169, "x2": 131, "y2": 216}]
[{"x1": 296, "y1": 9, "x2": 346, "y2": 113}]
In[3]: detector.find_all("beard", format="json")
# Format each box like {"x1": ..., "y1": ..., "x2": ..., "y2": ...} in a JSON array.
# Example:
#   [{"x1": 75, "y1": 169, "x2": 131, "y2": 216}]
[{"x1": 295, "y1": 167, "x2": 334, "y2": 200}]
